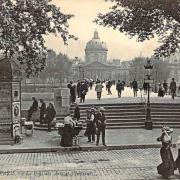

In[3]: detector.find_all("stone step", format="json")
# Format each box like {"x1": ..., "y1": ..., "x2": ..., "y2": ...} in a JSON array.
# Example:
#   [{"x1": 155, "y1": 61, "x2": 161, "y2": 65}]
[
  {"x1": 151, "y1": 115, "x2": 180, "y2": 118},
  {"x1": 0, "y1": 137, "x2": 14, "y2": 145},
  {"x1": 152, "y1": 118, "x2": 180, "y2": 121},
  {"x1": 71, "y1": 106, "x2": 145, "y2": 110},
  {"x1": 106, "y1": 122, "x2": 144, "y2": 126},
  {"x1": 154, "y1": 122, "x2": 180, "y2": 125},
  {"x1": 153, "y1": 125, "x2": 180, "y2": 128},
  {"x1": 70, "y1": 108, "x2": 145, "y2": 114}
]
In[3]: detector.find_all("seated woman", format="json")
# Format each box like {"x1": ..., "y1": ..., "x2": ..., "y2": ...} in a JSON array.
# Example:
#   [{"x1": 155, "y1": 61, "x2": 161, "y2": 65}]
[
  {"x1": 175, "y1": 135, "x2": 180, "y2": 173},
  {"x1": 157, "y1": 126, "x2": 175, "y2": 179},
  {"x1": 158, "y1": 84, "x2": 165, "y2": 97},
  {"x1": 60, "y1": 114, "x2": 74, "y2": 147}
]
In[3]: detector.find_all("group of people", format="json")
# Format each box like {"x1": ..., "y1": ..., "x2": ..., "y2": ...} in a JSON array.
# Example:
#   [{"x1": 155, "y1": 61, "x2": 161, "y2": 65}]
[
  {"x1": 84, "y1": 106, "x2": 107, "y2": 146},
  {"x1": 157, "y1": 126, "x2": 180, "y2": 178},
  {"x1": 67, "y1": 80, "x2": 89, "y2": 104},
  {"x1": 27, "y1": 97, "x2": 56, "y2": 132},
  {"x1": 158, "y1": 78, "x2": 177, "y2": 99}
]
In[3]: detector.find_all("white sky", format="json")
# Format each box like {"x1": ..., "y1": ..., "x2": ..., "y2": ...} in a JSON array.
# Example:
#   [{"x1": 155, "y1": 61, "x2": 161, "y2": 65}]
[{"x1": 44, "y1": 0, "x2": 159, "y2": 61}]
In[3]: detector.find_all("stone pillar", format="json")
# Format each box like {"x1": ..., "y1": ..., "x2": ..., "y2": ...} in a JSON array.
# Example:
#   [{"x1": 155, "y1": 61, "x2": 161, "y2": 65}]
[{"x1": 54, "y1": 88, "x2": 70, "y2": 116}]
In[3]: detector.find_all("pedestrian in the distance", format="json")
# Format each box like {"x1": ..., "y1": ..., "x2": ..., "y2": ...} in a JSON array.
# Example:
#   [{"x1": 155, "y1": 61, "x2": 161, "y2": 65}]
[
  {"x1": 95, "y1": 80, "x2": 103, "y2": 100},
  {"x1": 67, "y1": 81, "x2": 76, "y2": 104},
  {"x1": 157, "y1": 126, "x2": 175, "y2": 179},
  {"x1": 175, "y1": 135, "x2": 180, "y2": 173},
  {"x1": 163, "y1": 80, "x2": 168, "y2": 95},
  {"x1": 73, "y1": 103, "x2": 80, "y2": 121},
  {"x1": 107, "y1": 80, "x2": 112, "y2": 95},
  {"x1": 46, "y1": 103, "x2": 56, "y2": 132},
  {"x1": 132, "y1": 79, "x2": 138, "y2": 97},
  {"x1": 80, "y1": 80, "x2": 88, "y2": 103},
  {"x1": 95, "y1": 107, "x2": 107, "y2": 146},
  {"x1": 116, "y1": 80, "x2": 123, "y2": 98},
  {"x1": 170, "y1": 78, "x2": 176, "y2": 99},
  {"x1": 39, "y1": 99, "x2": 46, "y2": 124}
]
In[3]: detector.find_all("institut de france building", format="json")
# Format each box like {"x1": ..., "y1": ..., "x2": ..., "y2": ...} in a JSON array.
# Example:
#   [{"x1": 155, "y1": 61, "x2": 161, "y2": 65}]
[{"x1": 75, "y1": 30, "x2": 130, "y2": 81}]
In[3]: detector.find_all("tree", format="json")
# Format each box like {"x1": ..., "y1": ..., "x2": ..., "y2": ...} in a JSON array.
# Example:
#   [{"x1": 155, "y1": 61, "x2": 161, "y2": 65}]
[
  {"x1": 95, "y1": 0, "x2": 180, "y2": 57},
  {"x1": 0, "y1": 0, "x2": 76, "y2": 77},
  {"x1": 129, "y1": 56, "x2": 170, "y2": 83},
  {"x1": 39, "y1": 51, "x2": 73, "y2": 83}
]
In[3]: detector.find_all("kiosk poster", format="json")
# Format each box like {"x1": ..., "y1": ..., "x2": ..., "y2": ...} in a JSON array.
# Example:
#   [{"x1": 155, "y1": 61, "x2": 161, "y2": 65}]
[
  {"x1": 12, "y1": 83, "x2": 20, "y2": 102},
  {"x1": 12, "y1": 102, "x2": 20, "y2": 123}
]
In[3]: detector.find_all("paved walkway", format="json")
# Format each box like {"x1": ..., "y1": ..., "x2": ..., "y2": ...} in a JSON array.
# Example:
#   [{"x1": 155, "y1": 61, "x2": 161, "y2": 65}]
[
  {"x1": 1, "y1": 128, "x2": 180, "y2": 151},
  {"x1": 77, "y1": 85, "x2": 180, "y2": 104},
  {"x1": 0, "y1": 148, "x2": 180, "y2": 179}
]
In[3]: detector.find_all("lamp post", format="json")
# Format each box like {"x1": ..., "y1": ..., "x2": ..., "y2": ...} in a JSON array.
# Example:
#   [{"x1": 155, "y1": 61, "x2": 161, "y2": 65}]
[{"x1": 144, "y1": 58, "x2": 153, "y2": 130}]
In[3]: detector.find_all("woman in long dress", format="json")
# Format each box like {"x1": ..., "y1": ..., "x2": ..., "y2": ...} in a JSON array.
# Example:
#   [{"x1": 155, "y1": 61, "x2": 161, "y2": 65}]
[
  {"x1": 175, "y1": 135, "x2": 180, "y2": 173},
  {"x1": 157, "y1": 126, "x2": 175, "y2": 178}
]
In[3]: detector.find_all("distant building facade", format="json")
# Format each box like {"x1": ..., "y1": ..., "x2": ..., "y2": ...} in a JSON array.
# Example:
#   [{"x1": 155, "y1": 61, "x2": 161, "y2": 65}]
[{"x1": 76, "y1": 30, "x2": 130, "y2": 81}]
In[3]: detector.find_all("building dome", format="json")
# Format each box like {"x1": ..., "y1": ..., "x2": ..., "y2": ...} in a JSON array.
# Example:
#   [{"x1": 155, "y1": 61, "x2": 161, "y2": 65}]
[{"x1": 85, "y1": 30, "x2": 108, "y2": 51}]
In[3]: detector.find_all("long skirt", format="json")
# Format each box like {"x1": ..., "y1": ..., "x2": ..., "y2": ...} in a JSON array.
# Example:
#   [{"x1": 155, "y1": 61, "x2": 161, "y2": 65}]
[
  {"x1": 157, "y1": 146, "x2": 175, "y2": 178},
  {"x1": 176, "y1": 149, "x2": 180, "y2": 173},
  {"x1": 84, "y1": 121, "x2": 96, "y2": 137}
]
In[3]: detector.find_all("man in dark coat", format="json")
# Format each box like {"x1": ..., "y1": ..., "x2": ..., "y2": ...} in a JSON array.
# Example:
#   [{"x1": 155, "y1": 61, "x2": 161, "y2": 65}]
[
  {"x1": 95, "y1": 107, "x2": 107, "y2": 146},
  {"x1": 116, "y1": 80, "x2": 123, "y2": 98},
  {"x1": 67, "y1": 81, "x2": 76, "y2": 104},
  {"x1": 132, "y1": 79, "x2": 138, "y2": 97},
  {"x1": 46, "y1": 103, "x2": 56, "y2": 132},
  {"x1": 163, "y1": 80, "x2": 168, "y2": 95},
  {"x1": 39, "y1": 99, "x2": 46, "y2": 124},
  {"x1": 76, "y1": 80, "x2": 81, "y2": 98},
  {"x1": 27, "y1": 97, "x2": 38, "y2": 121},
  {"x1": 73, "y1": 103, "x2": 80, "y2": 121},
  {"x1": 170, "y1": 78, "x2": 176, "y2": 99},
  {"x1": 80, "y1": 81, "x2": 88, "y2": 103}
]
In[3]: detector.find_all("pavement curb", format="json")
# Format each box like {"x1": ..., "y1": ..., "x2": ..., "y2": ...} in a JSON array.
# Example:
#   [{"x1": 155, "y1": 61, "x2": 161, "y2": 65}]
[{"x1": 0, "y1": 143, "x2": 175, "y2": 154}]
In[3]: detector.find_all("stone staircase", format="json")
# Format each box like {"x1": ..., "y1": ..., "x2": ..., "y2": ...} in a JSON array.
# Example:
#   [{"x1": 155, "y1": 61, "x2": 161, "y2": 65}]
[
  {"x1": 33, "y1": 102, "x2": 180, "y2": 130},
  {"x1": 70, "y1": 103, "x2": 180, "y2": 129},
  {"x1": 70, "y1": 103, "x2": 146, "y2": 129},
  {"x1": 151, "y1": 103, "x2": 180, "y2": 128}
]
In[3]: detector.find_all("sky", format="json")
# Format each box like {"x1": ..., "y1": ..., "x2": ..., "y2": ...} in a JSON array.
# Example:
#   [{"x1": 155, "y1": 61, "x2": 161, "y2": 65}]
[{"x1": 44, "y1": 0, "x2": 159, "y2": 61}]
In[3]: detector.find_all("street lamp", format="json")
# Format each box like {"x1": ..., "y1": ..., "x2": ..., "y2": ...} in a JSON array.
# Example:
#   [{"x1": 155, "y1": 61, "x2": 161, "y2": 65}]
[{"x1": 144, "y1": 58, "x2": 153, "y2": 130}]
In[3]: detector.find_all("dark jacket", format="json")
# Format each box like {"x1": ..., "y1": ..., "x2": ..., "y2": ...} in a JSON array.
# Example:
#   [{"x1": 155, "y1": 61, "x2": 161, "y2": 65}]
[
  {"x1": 40, "y1": 102, "x2": 46, "y2": 115},
  {"x1": 170, "y1": 81, "x2": 176, "y2": 92},
  {"x1": 46, "y1": 106, "x2": 56, "y2": 123},
  {"x1": 116, "y1": 82, "x2": 123, "y2": 91},
  {"x1": 73, "y1": 106, "x2": 80, "y2": 120},
  {"x1": 31, "y1": 100, "x2": 38, "y2": 111},
  {"x1": 132, "y1": 80, "x2": 138, "y2": 89},
  {"x1": 94, "y1": 112, "x2": 106, "y2": 128}
]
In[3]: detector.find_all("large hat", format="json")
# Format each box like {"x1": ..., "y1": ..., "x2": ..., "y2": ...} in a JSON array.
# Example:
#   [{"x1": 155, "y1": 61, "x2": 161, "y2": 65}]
[
  {"x1": 162, "y1": 126, "x2": 173, "y2": 133},
  {"x1": 99, "y1": 107, "x2": 105, "y2": 111}
]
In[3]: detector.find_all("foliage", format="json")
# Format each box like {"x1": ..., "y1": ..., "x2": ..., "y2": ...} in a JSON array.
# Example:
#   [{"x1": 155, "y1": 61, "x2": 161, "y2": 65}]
[
  {"x1": 129, "y1": 56, "x2": 170, "y2": 83},
  {"x1": 39, "y1": 50, "x2": 73, "y2": 82},
  {"x1": 0, "y1": 0, "x2": 76, "y2": 77},
  {"x1": 95, "y1": 0, "x2": 180, "y2": 57}
]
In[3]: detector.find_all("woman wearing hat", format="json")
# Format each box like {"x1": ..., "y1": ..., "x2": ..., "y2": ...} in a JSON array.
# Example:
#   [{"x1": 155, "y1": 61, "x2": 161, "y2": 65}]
[
  {"x1": 157, "y1": 126, "x2": 175, "y2": 178},
  {"x1": 175, "y1": 135, "x2": 180, "y2": 173}
]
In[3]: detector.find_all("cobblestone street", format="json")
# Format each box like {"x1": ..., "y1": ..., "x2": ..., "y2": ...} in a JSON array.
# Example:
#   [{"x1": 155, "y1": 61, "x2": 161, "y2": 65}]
[{"x1": 0, "y1": 148, "x2": 180, "y2": 180}]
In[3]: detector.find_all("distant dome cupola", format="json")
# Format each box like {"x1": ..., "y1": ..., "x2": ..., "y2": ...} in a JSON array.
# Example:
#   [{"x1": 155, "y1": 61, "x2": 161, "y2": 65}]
[{"x1": 85, "y1": 30, "x2": 108, "y2": 63}]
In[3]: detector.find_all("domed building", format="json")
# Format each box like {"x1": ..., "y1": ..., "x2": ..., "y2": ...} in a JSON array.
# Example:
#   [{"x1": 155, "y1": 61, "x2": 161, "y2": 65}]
[
  {"x1": 76, "y1": 30, "x2": 130, "y2": 81},
  {"x1": 85, "y1": 30, "x2": 108, "y2": 63}
]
